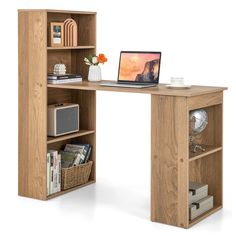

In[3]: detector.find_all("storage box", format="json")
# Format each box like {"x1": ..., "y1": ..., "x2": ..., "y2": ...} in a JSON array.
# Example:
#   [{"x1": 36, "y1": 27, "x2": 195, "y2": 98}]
[
  {"x1": 189, "y1": 195, "x2": 214, "y2": 220},
  {"x1": 189, "y1": 182, "x2": 208, "y2": 205}
]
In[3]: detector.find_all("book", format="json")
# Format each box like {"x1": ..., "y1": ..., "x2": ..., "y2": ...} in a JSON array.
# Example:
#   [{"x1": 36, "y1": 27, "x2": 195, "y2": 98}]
[
  {"x1": 48, "y1": 150, "x2": 58, "y2": 194},
  {"x1": 59, "y1": 150, "x2": 78, "y2": 168},
  {"x1": 47, "y1": 150, "x2": 61, "y2": 195},
  {"x1": 47, "y1": 77, "x2": 82, "y2": 84},
  {"x1": 57, "y1": 154, "x2": 61, "y2": 192},
  {"x1": 47, "y1": 73, "x2": 82, "y2": 80},
  {"x1": 64, "y1": 144, "x2": 89, "y2": 164}
]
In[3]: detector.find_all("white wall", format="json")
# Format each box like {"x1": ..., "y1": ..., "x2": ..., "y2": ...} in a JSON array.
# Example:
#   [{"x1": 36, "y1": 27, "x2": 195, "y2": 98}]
[{"x1": 0, "y1": 0, "x2": 235, "y2": 235}]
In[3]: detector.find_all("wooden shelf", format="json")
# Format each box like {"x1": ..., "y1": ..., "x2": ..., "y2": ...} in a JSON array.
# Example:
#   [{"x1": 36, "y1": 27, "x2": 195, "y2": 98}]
[
  {"x1": 46, "y1": 180, "x2": 95, "y2": 200},
  {"x1": 47, "y1": 46, "x2": 95, "y2": 50},
  {"x1": 189, "y1": 204, "x2": 222, "y2": 227},
  {"x1": 47, "y1": 130, "x2": 95, "y2": 144},
  {"x1": 189, "y1": 146, "x2": 222, "y2": 162}
]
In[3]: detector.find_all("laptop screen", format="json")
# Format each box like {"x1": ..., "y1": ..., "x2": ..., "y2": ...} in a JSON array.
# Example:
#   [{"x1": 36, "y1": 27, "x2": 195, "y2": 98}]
[{"x1": 118, "y1": 51, "x2": 161, "y2": 83}]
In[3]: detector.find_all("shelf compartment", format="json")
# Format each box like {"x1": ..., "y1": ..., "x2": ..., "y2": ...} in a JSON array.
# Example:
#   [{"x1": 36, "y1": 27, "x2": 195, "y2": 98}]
[
  {"x1": 47, "y1": 48, "x2": 95, "y2": 79},
  {"x1": 189, "y1": 151, "x2": 222, "y2": 225},
  {"x1": 47, "y1": 45, "x2": 95, "y2": 50},
  {"x1": 46, "y1": 180, "x2": 95, "y2": 200},
  {"x1": 189, "y1": 145, "x2": 222, "y2": 162},
  {"x1": 47, "y1": 129, "x2": 95, "y2": 144},
  {"x1": 189, "y1": 204, "x2": 222, "y2": 227},
  {"x1": 47, "y1": 12, "x2": 96, "y2": 47}
]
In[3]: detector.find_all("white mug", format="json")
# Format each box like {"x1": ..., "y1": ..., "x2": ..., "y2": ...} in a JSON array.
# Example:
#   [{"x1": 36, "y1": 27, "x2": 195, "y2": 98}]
[{"x1": 170, "y1": 77, "x2": 184, "y2": 85}]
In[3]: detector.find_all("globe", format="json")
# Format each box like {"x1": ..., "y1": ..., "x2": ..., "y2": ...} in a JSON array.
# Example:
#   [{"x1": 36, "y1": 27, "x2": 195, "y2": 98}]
[
  {"x1": 189, "y1": 109, "x2": 208, "y2": 153},
  {"x1": 189, "y1": 109, "x2": 208, "y2": 134}
]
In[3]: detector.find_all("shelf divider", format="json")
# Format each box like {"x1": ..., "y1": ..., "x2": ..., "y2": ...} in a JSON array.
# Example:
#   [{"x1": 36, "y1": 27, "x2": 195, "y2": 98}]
[
  {"x1": 189, "y1": 145, "x2": 222, "y2": 162},
  {"x1": 46, "y1": 180, "x2": 95, "y2": 199},
  {"x1": 189, "y1": 204, "x2": 222, "y2": 227},
  {"x1": 47, "y1": 45, "x2": 95, "y2": 50},
  {"x1": 47, "y1": 129, "x2": 95, "y2": 144}
]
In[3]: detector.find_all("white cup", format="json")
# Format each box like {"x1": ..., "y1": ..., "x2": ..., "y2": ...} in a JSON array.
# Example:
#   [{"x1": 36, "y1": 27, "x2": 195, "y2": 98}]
[{"x1": 170, "y1": 77, "x2": 184, "y2": 85}]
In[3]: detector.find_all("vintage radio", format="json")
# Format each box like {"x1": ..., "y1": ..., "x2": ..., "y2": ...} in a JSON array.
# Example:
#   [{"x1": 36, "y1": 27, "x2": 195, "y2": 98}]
[{"x1": 47, "y1": 103, "x2": 79, "y2": 136}]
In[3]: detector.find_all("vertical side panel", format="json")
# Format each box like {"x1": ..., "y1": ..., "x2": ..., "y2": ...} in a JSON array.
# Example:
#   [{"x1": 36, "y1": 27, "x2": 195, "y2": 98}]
[
  {"x1": 18, "y1": 11, "x2": 47, "y2": 200},
  {"x1": 151, "y1": 95, "x2": 188, "y2": 228}
]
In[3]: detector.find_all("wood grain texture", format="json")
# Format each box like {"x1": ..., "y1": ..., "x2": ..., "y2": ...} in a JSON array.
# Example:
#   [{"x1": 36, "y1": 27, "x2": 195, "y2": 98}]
[
  {"x1": 47, "y1": 87, "x2": 73, "y2": 104},
  {"x1": 151, "y1": 95, "x2": 189, "y2": 228},
  {"x1": 18, "y1": 11, "x2": 47, "y2": 200},
  {"x1": 47, "y1": 50, "x2": 72, "y2": 74},
  {"x1": 75, "y1": 14, "x2": 96, "y2": 45},
  {"x1": 187, "y1": 92, "x2": 223, "y2": 110},
  {"x1": 47, "y1": 81, "x2": 227, "y2": 97}
]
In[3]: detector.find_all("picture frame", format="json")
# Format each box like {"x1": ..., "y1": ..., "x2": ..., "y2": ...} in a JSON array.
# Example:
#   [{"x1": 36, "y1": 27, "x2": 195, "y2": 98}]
[{"x1": 50, "y1": 22, "x2": 64, "y2": 47}]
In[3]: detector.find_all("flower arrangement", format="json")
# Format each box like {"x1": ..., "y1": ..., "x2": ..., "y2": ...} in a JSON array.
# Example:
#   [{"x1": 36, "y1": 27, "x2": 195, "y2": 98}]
[{"x1": 84, "y1": 53, "x2": 108, "y2": 66}]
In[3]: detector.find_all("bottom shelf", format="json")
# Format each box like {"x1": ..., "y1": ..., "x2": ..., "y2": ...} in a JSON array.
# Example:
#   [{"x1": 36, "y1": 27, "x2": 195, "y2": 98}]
[
  {"x1": 46, "y1": 180, "x2": 95, "y2": 200},
  {"x1": 189, "y1": 204, "x2": 222, "y2": 227}
]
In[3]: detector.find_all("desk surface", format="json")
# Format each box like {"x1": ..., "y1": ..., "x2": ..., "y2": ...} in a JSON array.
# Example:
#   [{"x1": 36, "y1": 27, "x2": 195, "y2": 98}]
[{"x1": 47, "y1": 81, "x2": 227, "y2": 97}]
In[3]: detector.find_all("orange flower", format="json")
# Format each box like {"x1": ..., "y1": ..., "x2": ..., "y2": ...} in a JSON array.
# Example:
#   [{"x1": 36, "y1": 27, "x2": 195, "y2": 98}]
[{"x1": 97, "y1": 53, "x2": 108, "y2": 64}]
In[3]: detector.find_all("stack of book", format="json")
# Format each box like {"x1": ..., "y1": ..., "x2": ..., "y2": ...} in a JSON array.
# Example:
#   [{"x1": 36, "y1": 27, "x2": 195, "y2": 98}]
[
  {"x1": 60, "y1": 143, "x2": 92, "y2": 168},
  {"x1": 47, "y1": 150, "x2": 61, "y2": 196},
  {"x1": 47, "y1": 73, "x2": 82, "y2": 84}
]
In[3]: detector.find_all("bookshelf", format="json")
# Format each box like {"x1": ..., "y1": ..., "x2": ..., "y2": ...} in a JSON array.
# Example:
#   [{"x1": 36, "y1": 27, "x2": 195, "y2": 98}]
[
  {"x1": 18, "y1": 9, "x2": 227, "y2": 228},
  {"x1": 18, "y1": 9, "x2": 97, "y2": 200}
]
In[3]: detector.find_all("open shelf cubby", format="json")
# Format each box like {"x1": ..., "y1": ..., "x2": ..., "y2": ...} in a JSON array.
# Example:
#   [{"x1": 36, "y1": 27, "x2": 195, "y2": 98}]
[
  {"x1": 189, "y1": 104, "x2": 222, "y2": 161},
  {"x1": 47, "y1": 11, "x2": 96, "y2": 47},
  {"x1": 189, "y1": 151, "x2": 223, "y2": 225},
  {"x1": 188, "y1": 103, "x2": 223, "y2": 225}
]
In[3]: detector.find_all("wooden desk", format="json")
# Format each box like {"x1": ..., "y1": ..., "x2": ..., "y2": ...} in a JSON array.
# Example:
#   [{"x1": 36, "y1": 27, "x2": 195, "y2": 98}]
[
  {"x1": 18, "y1": 9, "x2": 227, "y2": 228},
  {"x1": 21, "y1": 80, "x2": 227, "y2": 228}
]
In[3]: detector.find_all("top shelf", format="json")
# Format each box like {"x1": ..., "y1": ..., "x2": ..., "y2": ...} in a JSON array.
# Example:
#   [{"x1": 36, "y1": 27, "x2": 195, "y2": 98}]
[{"x1": 47, "y1": 46, "x2": 95, "y2": 50}]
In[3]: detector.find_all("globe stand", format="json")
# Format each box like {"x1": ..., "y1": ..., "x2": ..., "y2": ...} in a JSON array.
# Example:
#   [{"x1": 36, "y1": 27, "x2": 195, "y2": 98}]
[{"x1": 189, "y1": 136, "x2": 206, "y2": 153}]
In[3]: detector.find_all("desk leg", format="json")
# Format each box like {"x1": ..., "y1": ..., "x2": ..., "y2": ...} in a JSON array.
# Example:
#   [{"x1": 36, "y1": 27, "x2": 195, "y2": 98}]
[{"x1": 151, "y1": 95, "x2": 189, "y2": 228}]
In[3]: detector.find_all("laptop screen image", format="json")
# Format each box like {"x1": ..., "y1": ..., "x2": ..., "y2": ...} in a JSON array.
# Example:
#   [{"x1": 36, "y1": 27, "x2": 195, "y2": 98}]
[{"x1": 118, "y1": 51, "x2": 161, "y2": 83}]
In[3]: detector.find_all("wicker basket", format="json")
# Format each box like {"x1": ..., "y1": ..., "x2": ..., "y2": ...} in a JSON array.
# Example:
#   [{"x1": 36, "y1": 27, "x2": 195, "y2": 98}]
[{"x1": 61, "y1": 161, "x2": 93, "y2": 190}]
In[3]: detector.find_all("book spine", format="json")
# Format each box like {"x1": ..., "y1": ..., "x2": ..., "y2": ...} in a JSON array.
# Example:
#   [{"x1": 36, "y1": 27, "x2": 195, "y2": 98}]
[
  {"x1": 48, "y1": 150, "x2": 58, "y2": 194},
  {"x1": 50, "y1": 165, "x2": 53, "y2": 195},
  {"x1": 53, "y1": 152, "x2": 58, "y2": 194},
  {"x1": 79, "y1": 146, "x2": 88, "y2": 164},
  {"x1": 47, "y1": 153, "x2": 51, "y2": 196},
  {"x1": 73, "y1": 153, "x2": 81, "y2": 166},
  {"x1": 57, "y1": 154, "x2": 61, "y2": 192},
  {"x1": 84, "y1": 145, "x2": 92, "y2": 163}
]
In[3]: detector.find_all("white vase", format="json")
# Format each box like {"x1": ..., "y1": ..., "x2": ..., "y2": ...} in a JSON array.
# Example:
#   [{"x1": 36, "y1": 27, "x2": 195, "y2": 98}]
[{"x1": 88, "y1": 65, "x2": 102, "y2": 82}]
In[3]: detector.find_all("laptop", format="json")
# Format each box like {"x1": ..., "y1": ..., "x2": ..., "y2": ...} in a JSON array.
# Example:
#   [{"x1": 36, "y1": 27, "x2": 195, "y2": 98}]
[{"x1": 100, "y1": 51, "x2": 161, "y2": 88}]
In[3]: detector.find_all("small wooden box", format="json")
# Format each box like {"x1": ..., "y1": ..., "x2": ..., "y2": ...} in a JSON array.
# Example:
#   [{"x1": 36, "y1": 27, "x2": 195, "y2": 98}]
[
  {"x1": 189, "y1": 182, "x2": 208, "y2": 205},
  {"x1": 189, "y1": 195, "x2": 214, "y2": 220}
]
